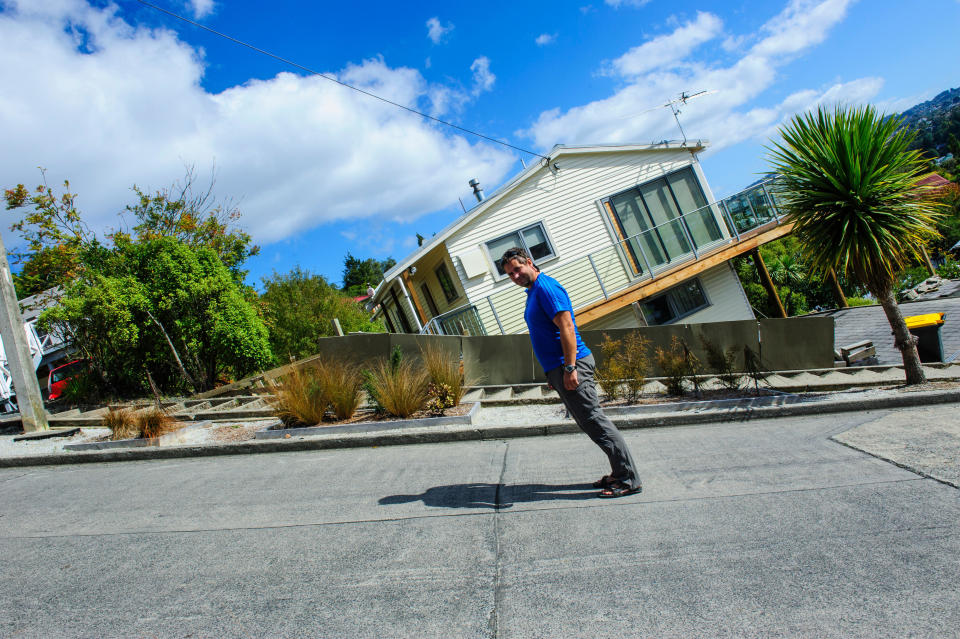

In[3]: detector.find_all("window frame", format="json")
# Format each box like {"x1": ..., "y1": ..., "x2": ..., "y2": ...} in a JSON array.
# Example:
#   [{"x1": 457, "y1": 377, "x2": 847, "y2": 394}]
[
  {"x1": 598, "y1": 165, "x2": 717, "y2": 279},
  {"x1": 639, "y1": 278, "x2": 710, "y2": 325},
  {"x1": 420, "y1": 282, "x2": 440, "y2": 316},
  {"x1": 484, "y1": 221, "x2": 558, "y2": 280},
  {"x1": 435, "y1": 262, "x2": 459, "y2": 303}
]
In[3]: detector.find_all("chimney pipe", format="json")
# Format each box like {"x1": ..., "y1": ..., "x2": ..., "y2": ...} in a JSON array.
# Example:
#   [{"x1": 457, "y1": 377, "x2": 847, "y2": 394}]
[{"x1": 469, "y1": 178, "x2": 485, "y2": 202}]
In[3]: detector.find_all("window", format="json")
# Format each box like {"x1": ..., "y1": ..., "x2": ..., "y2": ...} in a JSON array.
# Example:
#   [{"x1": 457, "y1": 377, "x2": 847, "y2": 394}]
[
  {"x1": 640, "y1": 279, "x2": 709, "y2": 325},
  {"x1": 486, "y1": 222, "x2": 556, "y2": 275},
  {"x1": 603, "y1": 167, "x2": 721, "y2": 275},
  {"x1": 435, "y1": 262, "x2": 458, "y2": 303},
  {"x1": 420, "y1": 283, "x2": 439, "y2": 316}
]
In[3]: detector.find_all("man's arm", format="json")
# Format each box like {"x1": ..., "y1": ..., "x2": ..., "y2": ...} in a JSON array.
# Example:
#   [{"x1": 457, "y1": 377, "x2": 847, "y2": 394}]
[{"x1": 552, "y1": 311, "x2": 580, "y2": 390}]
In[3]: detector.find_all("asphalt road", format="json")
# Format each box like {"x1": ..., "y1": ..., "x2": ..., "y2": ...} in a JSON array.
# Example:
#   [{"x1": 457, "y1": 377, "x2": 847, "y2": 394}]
[{"x1": 1, "y1": 406, "x2": 958, "y2": 638}]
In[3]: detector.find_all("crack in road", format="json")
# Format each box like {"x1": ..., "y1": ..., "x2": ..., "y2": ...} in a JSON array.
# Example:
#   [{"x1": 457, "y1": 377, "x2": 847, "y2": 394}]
[{"x1": 488, "y1": 440, "x2": 509, "y2": 639}]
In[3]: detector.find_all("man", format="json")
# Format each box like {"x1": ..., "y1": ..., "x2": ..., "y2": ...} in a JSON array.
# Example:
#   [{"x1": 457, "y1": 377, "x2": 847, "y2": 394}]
[{"x1": 501, "y1": 247, "x2": 642, "y2": 498}]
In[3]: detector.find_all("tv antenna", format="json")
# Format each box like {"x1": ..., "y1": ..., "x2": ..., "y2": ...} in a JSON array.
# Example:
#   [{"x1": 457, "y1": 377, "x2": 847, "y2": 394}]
[{"x1": 617, "y1": 89, "x2": 717, "y2": 146}]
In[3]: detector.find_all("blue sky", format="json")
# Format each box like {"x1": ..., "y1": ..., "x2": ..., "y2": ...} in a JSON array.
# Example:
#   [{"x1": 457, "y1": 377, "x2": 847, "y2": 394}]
[{"x1": 2, "y1": 0, "x2": 958, "y2": 289}]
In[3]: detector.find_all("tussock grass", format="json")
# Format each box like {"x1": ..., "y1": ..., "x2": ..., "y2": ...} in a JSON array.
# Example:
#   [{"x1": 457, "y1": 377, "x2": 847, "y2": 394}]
[
  {"x1": 421, "y1": 343, "x2": 465, "y2": 406},
  {"x1": 365, "y1": 357, "x2": 430, "y2": 418},
  {"x1": 654, "y1": 336, "x2": 702, "y2": 396},
  {"x1": 271, "y1": 366, "x2": 328, "y2": 426},
  {"x1": 104, "y1": 407, "x2": 138, "y2": 440},
  {"x1": 315, "y1": 359, "x2": 364, "y2": 420},
  {"x1": 595, "y1": 332, "x2": 650, "y2": 402},
  {"x1": 136, "y1": 408, "x2": 179, "y2": 439}
]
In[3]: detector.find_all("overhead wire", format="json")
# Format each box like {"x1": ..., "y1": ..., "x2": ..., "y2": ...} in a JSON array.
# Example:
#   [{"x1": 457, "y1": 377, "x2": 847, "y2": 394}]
[{"x1": 133, "y1": 0, "x2": 549, "y2": 160}]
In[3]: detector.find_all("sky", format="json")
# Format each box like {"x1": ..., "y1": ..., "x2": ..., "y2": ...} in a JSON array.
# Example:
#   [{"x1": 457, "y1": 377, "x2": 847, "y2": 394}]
[{"x1": 2, "y1": 0, "x2": 959, "y2": 289}]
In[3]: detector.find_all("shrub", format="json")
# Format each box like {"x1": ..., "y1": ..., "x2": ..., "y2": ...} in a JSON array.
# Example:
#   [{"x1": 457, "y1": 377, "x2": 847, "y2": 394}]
[
  {"x1": 700, "y1": 336, "x2": 741, "y2": 390},
  {"x1": 104, "y1": 407, "x2": 138, "y2": 440},
  {"x1": 937, "y1": 258, "x2": 960, "y2": 279},
  {"x1": 654, "y1": 336, "x2": 702, "y2": 396},
  {"x1": 315, "y1": 359, "x2": 364, "y2": 420},
  {"x1": 425, "y1": 382, "x2": 456, "y2": 416},
  {"x1": 61, "y1": 371, "x2": 102, "y2": 405},
  {"x1": 271, "y1": 365, "x2": 328, "y2": 426},
  {"x1": 421, "y1": 342, "x2": 465, "y2": 406},
  {"x1": 846, "y1": 296, "x2": 874, "y2": 307},
  {"x1": 595, "y1": 332, "x2": 650, "y2": 402},
  {"x1": 743, "y1": 345, "x2": 768, "y2": 394},
  {"x1": 365, "y1": 350, "x2": 429, "y2": 418}
]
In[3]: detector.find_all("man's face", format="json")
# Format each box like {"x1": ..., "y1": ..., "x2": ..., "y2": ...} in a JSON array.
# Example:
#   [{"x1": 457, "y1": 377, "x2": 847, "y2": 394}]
[{"x1": 503, "y1": 257, "x2": 538, "y2": 288}]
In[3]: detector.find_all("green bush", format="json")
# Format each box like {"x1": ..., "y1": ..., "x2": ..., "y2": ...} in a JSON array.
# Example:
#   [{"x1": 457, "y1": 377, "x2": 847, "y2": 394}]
[
  {"x1": 654, "y1": 336, "x2": 702, "y2": 396},
  {"x1": 846, "y1": 296, "x2": 875, "y2": 307},
  {"x1": 937, "y1": 258, "x2": 960, "y2": 279}
]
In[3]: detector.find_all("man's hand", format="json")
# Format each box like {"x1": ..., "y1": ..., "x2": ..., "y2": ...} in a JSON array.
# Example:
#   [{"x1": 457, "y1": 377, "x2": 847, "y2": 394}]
[{"x1": 563, "y1": 369, "x2": 579, "y2": 391}]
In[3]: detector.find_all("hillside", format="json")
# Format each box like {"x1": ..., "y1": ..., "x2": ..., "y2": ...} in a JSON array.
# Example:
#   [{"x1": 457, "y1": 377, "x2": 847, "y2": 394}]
[{"x1": 898, "y1": 87, "x2": 960, "y2": 160}]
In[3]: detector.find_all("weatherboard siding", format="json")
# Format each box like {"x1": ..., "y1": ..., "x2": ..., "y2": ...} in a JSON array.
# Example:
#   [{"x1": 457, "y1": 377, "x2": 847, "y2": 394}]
[{"x1": 446, "y1": 149, "x2": 699, "y2": 309}]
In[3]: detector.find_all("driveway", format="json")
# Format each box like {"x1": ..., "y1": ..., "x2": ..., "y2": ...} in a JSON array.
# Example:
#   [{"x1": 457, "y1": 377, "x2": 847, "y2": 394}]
[{"x1": 1, "y1": 405, "x2": 958, "y2": 638}]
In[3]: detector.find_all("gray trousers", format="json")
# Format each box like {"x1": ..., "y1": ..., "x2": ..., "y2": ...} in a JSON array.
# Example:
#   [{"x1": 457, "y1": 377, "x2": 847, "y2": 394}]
[{"x1": 545, "y1": 353, "x2": 641, "y2": 490}]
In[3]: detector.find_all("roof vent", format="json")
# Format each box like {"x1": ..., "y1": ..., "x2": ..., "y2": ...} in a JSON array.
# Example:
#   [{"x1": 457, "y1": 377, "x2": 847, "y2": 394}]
[{"x1": 469, "y1": 178, "x2": 485, "y2": 202}]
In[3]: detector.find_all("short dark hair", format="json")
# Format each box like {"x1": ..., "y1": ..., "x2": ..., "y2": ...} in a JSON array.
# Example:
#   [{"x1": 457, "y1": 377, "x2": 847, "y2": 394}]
[{"x1": 500, "y1": 246, "x2": 540, "y2": 272}]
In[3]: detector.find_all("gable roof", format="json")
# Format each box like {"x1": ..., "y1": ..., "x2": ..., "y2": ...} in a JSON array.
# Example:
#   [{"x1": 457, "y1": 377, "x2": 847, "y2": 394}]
[{"x1": 379, "y1": 140, "x2": 707, "y2": 288}]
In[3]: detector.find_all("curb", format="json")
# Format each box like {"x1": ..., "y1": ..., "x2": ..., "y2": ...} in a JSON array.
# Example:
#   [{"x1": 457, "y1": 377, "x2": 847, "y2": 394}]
[{"x1": 2, "y1": 388, "x2": 959, "y2": 468}]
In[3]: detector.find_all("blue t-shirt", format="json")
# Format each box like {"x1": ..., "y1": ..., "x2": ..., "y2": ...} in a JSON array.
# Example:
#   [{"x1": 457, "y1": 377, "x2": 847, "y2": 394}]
[{"x1": 524, "y1": 273, "x2": 591, "y2": 373}]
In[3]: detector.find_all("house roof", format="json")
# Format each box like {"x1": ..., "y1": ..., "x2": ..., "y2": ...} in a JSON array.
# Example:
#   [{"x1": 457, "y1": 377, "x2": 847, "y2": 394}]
[{"x1": 376, "y1": 140, "x2": 706, "y2": 293}]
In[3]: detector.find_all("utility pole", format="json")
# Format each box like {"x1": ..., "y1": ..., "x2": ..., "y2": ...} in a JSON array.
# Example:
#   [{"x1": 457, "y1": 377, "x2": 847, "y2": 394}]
[{"x1": 0, "y1": 232, "x2": 48, "y2": 432}]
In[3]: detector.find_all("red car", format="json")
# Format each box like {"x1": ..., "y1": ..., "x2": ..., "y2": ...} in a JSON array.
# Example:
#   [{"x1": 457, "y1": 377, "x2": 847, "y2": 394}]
[{"x1": 47, "y1": 359, "x2": 86, "y2": 401}]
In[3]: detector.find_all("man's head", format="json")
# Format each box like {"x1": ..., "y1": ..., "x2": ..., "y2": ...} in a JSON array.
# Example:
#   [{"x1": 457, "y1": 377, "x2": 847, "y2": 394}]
[{"x1": 500, "y1": 247, "x2": 539, "y2": 288}]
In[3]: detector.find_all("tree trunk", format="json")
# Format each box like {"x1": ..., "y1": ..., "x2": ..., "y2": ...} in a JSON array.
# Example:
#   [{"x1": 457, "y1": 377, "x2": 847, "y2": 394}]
[
  {"x1": 876, "y1": 288, "x2": 926, "y2": 385},
  {"x1": 920, "y1": 246, "x2": 936, "y2": 277},
  {"x1": 750, "y1": 248, "x2": 787, "y2": 318},
  {"x1": 144, "y1": 309, "x2": 199, "y2": 393},
  {"x1": 827, "y1": 269, "x2": 848, "y2": 308}
]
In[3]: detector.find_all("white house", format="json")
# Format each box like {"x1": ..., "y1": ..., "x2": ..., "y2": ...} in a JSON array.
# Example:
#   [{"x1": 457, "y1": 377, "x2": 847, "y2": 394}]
[{"x1": 370, "y1": 142, "x2": 791, "y2": 336}]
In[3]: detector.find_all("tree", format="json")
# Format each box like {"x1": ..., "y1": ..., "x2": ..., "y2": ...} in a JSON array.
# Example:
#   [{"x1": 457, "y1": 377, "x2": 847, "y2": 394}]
[
  {"x1": 342, "y1": 253, "x2": 396, "y2": 296},
  {"x1": 42, "y1": 237, "x2": 271, "y2": 396},
  {"x1": 768, "y1": 105, "x2": 945, "y2": 384},
  {"x1": 260, "y1": 267, "x2": 385, "y2": 365}
]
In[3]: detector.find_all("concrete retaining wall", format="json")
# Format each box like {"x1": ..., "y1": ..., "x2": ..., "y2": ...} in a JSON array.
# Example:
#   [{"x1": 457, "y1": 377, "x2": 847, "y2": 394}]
[{"x1": 254, "y1": 317, "x2": 834, "y2": 387}]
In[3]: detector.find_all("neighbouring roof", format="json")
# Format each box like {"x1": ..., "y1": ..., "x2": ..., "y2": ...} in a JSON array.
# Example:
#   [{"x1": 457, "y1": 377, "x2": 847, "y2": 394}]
[{"x1": 376, "y1": 140, "x2": 707, "y2": 293}]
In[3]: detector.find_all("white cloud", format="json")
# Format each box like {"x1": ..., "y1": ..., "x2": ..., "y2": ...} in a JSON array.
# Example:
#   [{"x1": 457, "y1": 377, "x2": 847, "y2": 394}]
[
  {"x1": 606, "y1": 12, "x2": 723, "y2": 77},
  {"x1": 426, "y1": 17, "x2": 453, "y2": 44},
  {"x1": 524, "y1": 0, "x2": 859, "y2": 154},
  {"x1": 187, "y1": 0, "x2": 214, "y2": 19},
  {"x1": 470, "y1": 56, "x2": 495, "y2": 95},
  {"x1": 605, "y1": 0, "x2": 652, "y2": 7},
  {"x1": 0, "y1": 2, "x2": 515, "y2": 245},
  {"x1": 535, "y1": 33, "x2": 557, "y2": 46}
]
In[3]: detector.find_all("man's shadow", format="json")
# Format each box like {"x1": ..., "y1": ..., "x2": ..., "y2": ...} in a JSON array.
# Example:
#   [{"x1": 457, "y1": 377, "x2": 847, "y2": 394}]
[{"x1": 379, "y1": 482, "x2": 597, "y2": 509}]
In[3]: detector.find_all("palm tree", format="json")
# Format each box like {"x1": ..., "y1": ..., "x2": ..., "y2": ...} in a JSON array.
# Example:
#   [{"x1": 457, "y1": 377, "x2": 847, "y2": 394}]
[{"x1": 768, "y1": 105, "x2": 944, "y2": 384}]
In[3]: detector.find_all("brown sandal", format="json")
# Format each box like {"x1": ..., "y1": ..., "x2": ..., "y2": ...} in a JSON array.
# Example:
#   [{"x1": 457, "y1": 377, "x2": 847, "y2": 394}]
[
  {"x1": 598, "y1": 482, "x2": 642, "y2": 498},
  {"x1": 592, "y1": 475, "x2": 614, "y2": 488}
]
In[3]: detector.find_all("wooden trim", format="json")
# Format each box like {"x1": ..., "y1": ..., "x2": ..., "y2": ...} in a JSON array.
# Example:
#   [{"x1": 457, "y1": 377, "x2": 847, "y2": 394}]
[
  {"x1": 574, "y1": 222, "x2": 794, "y2": 326},
  {"x1": 603, "y1": 200, "x2": 642, "y2": 275},
  {"x1": 401, "y1": 271, "x2": 428, "y2": 324}
]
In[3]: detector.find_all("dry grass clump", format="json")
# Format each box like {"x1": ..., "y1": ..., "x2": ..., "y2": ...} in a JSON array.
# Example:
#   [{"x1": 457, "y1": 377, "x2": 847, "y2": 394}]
[
  {"x1": 104, "y1": 407, "x2": 138, "y2": 440},
  {"x1": 136, "y1": 408, "x2": 179, "y2": 439},
  {"x1": 421, "y1": 343, "x2": 465, "y2": 406},
  {"x1": 270, "y1": 365, "x2": 328, "y2": 427},
  {"x1": 595, "y1": 332, "x2": 651, "y2": 402},
  {"x1": 315, "y1": 359, "x2": 364, "y2": 420},
  {"x1": 104, "y1": 406, "x2": 180, "y2": 440},
  {"x1": 365, "y1": 352, "x2": 430, "y2": 418}
]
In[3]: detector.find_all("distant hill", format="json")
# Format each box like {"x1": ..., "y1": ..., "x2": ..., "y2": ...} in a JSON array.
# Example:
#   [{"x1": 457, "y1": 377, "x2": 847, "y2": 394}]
[{"x1": 898, "y1": 87, "x2": 960, "y2": 160}]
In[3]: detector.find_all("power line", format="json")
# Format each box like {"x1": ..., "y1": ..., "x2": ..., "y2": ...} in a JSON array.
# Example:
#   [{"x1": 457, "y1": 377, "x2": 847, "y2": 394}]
[{"x1": 133, "y1": 0, "x2": 548, "y2": 160}]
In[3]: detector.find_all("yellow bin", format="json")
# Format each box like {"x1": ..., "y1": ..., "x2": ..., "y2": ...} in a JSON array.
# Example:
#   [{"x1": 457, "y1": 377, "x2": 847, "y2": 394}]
[{"x1": 904, "y1": 313, "x2": 946, "y2": 362}]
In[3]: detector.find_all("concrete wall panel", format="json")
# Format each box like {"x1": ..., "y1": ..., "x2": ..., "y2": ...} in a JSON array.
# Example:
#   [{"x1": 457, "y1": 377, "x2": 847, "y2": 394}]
[
  {"x1": 461, "y1": 335, "x2": 539, "y2": 385},
  {"x1": 758, "y1": 318, "x2": 834, "y2": 371}
]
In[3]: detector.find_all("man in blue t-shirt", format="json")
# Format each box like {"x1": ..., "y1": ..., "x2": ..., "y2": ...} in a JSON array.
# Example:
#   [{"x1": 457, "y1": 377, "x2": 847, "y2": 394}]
[{"x1": 501, "y1": 247, "x2": 641, "y2": 498}]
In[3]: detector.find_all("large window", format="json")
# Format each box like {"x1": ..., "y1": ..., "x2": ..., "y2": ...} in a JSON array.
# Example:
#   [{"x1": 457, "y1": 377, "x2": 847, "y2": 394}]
[
  {"x1": 640, "y1": 279, "x2": 709, "y2": 325},
  {"x1": 603, "y1": 167, "x2": 722, "y2": 276},
  {"x1": 435, "y1": 262, "x2": 459, "y2": 303},
  {"x1": 486, "y1": 222, "x2": 556, "y2": 275}
]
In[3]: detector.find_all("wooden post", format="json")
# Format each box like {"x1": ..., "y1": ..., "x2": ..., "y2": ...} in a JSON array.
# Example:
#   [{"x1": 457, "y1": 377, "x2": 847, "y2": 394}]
[
  {"x1": 750, "y1": 248, "x2": 787, "y2": 318},
  {"x1": 0, "y1": 233, "x2": 48, "y2": 432},
  {"x1": 827, "y1": 269, "x2": 848, "y2": 309}
]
